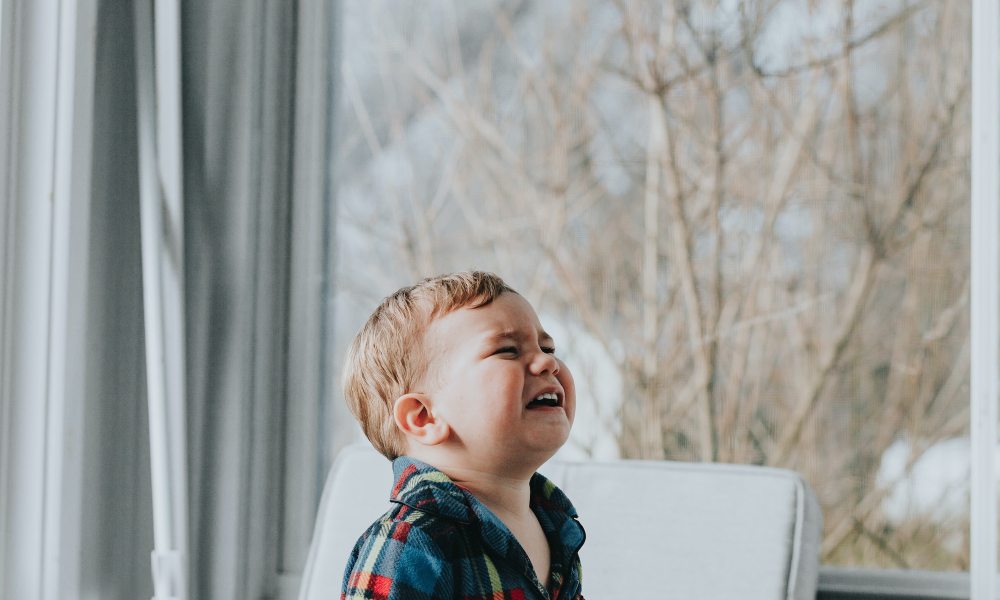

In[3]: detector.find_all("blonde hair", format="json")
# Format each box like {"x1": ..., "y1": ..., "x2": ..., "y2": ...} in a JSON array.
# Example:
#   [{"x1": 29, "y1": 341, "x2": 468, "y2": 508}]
[{"x1": 343, "y1": 271, "x2": 516, "y2": 459}]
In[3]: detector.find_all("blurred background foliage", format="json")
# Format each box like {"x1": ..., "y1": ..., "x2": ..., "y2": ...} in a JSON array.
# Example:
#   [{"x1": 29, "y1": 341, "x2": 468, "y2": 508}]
[{"x1": 333, "y1": 0, "x2": 971, "y2": 570}]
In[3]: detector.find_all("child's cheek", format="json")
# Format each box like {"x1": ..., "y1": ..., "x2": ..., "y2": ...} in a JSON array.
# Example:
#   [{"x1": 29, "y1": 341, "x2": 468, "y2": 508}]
[{"x1": 558, "y1": 361, "x2": 577, "y2": 423}]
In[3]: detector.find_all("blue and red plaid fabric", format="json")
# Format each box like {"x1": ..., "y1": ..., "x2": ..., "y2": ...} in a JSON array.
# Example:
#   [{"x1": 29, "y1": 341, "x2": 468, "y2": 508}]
[{"x1": 341, "y1": 456, "x2": 586, "y2": 600}]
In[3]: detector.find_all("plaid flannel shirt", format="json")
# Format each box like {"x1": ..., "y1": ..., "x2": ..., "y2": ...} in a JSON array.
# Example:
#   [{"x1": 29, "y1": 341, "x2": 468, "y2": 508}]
[{"x1": 341, "y1": 456, "x2": 586, "y2": 600}]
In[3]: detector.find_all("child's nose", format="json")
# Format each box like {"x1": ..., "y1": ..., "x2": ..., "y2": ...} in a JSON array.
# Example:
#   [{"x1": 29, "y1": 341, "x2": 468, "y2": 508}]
[{"x1": 530, "y1": 350, "x2": 560, "y2": 375}]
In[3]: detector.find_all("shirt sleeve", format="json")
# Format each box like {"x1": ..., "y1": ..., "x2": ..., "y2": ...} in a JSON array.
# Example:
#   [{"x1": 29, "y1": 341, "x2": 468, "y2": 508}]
[{"x1": 341, "y1": 516, "x2": 453, "y2": 600}]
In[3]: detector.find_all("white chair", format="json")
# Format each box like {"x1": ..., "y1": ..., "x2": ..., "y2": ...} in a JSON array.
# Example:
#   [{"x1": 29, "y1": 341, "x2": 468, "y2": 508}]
[{"x1": 298, "y1": 444, "x2": 822, "y2": 600}]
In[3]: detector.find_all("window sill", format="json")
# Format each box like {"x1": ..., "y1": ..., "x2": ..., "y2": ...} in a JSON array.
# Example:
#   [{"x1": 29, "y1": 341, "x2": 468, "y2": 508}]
[{"x1": 818, "y1": 567, "x2": 970, "y2": 600}]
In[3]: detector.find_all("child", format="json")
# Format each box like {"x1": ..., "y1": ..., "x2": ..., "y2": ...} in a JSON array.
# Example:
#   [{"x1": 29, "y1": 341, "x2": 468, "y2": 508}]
[{"x1": 341, "y1": 271, "x2": 585, "y2": 600}]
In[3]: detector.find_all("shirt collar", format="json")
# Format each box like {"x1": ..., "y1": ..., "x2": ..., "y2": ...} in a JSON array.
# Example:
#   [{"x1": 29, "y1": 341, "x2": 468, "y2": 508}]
[
  {"x1": 390, "y1": 456, "x2": 476, "y2": 523},
  {"x1": 389, "y1": 456, "x2": 580, "y2": 524}
]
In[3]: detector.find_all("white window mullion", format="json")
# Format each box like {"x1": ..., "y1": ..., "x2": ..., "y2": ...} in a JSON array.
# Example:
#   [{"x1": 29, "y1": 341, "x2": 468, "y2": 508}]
[
  {"x1": 970, "y1": 1, "x2": 1000, "y2": 599},
  {"x1": 135, "y1": 0, "x2": 189, "y2": 597}
]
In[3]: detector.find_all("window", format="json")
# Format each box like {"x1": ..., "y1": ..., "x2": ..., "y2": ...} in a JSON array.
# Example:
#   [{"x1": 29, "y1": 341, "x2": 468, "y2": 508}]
[{"x1": 334, "y1": 0, "x2": 972, "y2": 573}]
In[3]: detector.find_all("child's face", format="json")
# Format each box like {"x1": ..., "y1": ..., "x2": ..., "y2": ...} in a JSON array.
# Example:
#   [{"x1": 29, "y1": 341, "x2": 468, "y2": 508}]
[{"x1": 418, "y1": 292, "x2": 576, "y2": 471}]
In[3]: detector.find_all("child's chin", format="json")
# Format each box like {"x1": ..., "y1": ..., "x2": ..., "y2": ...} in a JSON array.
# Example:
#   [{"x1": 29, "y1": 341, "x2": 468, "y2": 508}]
[{"x1": 524, "y1": 430, "x2": 571, "y2": 455}]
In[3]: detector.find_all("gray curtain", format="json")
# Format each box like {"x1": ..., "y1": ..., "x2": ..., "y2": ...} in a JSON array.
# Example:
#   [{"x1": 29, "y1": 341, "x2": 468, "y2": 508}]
[
  {"x1": 184, "y1": 1, "x2": 294, "y2": 598},
  {"x1": 181, "y1": 1, "x2": 339, "y2": 598},
  {"x1": 70, "y1": 0, "x2": 339, "y2": 598},
  {"x1": 83, "y1": 1, "x2": 154, "y2": 597}
]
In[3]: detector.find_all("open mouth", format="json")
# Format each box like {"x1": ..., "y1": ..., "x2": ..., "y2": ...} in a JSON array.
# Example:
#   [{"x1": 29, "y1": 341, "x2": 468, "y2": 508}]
[{"x1": 526, "y1": 392, "x2": 562, "y2": 409}]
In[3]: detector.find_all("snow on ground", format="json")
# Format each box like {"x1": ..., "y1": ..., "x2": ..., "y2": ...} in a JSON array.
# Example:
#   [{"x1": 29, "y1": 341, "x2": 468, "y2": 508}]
[{"x1": 877, "y1": 437, "x2": 980, "y2": 523}]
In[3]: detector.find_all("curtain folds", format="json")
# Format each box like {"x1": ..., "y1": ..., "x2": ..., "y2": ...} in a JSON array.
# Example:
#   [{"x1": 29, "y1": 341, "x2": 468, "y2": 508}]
[
  {"x1": 0, "y1": 0, "x2": 339, "y2": 597},
  {"x1": 180, "y1": 1, "x2": 338, "y2": 598},
  {"x1": 182, "y1": 1, "x2": 297, "y2": 598}
]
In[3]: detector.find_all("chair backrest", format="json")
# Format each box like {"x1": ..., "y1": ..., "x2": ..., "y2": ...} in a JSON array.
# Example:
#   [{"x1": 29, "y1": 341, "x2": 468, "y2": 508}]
[{"x1": 298, "y1": 444, "x2": 822, "y2": 600}]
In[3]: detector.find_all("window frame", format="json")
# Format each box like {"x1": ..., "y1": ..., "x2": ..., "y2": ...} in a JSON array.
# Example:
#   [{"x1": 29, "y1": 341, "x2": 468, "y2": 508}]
[
  {"x1": 817, "y1": 567, "x2": 971, "y2": 600},
  {"x1": 969, "y1": 2, "x2": 1000, "y2": 600},
  {"x1": 331, "y1": 0, "x2": 994, "y2": 596}
]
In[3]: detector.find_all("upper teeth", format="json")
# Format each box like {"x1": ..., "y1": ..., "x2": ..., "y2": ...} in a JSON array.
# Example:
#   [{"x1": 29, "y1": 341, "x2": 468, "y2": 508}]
[{"x1": 534, "y1": 393, "x2": 558, "y2": 402}]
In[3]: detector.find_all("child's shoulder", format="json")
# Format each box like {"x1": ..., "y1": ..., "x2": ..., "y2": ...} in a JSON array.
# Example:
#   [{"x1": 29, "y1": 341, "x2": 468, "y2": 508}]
[
  {"x1": 342, "y1": 504, "x2": 466, "y2": 598},
  {"x1": 352, "y1": 501, "x2": 466, "y2": 557}
]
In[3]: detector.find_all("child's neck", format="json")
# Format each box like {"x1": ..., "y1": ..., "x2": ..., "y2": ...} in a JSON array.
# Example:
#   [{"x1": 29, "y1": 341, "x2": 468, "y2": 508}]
[{"x1": 437, "y1": 463, "x2": 535, "y2": 520}]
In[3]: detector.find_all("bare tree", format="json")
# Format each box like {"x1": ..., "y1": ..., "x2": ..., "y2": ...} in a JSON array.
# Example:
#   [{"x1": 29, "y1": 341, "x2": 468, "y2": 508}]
[{"x1": 337, "y1": 0, "x2": 971, "y2": 570}]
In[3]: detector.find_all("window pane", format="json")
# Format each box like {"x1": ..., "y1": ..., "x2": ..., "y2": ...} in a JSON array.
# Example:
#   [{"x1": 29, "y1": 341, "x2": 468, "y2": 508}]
[{"x1": 334, "y1": 0, "x2": 971, "y2": 571}]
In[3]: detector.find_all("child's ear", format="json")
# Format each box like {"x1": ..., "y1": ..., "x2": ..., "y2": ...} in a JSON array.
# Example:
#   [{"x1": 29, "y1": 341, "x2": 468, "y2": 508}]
[{"x1": 393, "y1": 393, "x2": 450, "y2": 446}]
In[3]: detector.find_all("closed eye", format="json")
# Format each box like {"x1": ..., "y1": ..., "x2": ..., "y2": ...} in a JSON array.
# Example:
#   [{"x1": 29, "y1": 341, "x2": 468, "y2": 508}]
[
  {"x1": 541, "y1": 346, "x2": 556, "y2": 354},
  {"x1": 493, "y1": 346, "x2": 518, "y2": 356}
]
